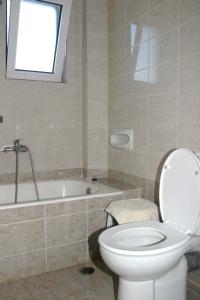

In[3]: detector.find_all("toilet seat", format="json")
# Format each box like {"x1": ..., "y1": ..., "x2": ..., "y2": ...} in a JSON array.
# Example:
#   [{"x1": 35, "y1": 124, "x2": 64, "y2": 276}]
[{"x1": 99, "y1": 221, "x2": 190, "y2": 256}]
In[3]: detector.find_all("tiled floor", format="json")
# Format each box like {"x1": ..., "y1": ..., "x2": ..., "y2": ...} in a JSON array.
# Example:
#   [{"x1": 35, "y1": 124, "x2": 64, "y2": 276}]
[{"x1": 0, "y1": 260, "x2": 199, "y2": 300}]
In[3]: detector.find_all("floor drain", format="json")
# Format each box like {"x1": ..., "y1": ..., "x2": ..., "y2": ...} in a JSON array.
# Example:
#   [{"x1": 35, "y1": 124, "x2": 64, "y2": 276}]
[{"x1": 79, "y1": 266, "x2": 95, "y2": 275}]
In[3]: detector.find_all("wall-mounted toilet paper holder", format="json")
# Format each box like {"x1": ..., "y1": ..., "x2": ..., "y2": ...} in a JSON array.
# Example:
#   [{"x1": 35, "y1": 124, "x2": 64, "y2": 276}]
[{"x1": 110, "y1": 129, "x2": 134, "y2": 150}]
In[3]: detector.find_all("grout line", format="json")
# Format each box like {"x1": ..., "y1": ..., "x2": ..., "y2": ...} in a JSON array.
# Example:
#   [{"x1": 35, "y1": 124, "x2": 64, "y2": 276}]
[
  {"x1": 0, "y1": 217, "x2": 45, "y2": 227},
  {"x1": 176, "y1": 0, "x2": 180, "y2": 147},
  {"x1": 0, "y1": 248, "x2": 46, "y2": 261},
  {"x1": 46, "y1": 239, "x2": 88, "y2": 251},
  {"x1": 86, "y1": 198, "x2": 89, "y2": 261},
  {"x1": 0, "y1": 239, "x2": 88, "y2": 262},
  {"x1": 146, "y1": 0, "x2": 151, "y2": 199},
  {"x1": 44, "y1": 205, "x2": 48, "y2": 271},
  {"x1": 46, "y1": 210, "x2": 87, "y2": 219},
  {"x1": 109, "y1": 58, "x2": 179, "y2": 83}
]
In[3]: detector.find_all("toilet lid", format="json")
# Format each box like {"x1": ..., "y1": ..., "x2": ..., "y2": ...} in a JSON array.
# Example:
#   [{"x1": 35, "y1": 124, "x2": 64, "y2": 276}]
[{"x1": 159, "y1": 148, "x2": 200, "y2": 234}]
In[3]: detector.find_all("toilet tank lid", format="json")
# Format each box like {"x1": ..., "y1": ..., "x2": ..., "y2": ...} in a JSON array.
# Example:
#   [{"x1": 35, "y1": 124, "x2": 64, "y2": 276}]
[{"x1": 159, "y1": 148, "x2": 200, "y2": 234}]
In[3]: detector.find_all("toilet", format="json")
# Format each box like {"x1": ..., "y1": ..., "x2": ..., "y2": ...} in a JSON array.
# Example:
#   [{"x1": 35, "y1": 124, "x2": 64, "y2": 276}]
[{"x1": 98, "y1": 148, "x2": 200, "y2": 300}]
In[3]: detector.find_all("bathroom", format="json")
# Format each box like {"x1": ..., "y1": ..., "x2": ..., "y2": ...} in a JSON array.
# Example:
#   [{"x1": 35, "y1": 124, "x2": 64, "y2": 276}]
[{"x1": 0, "y1": 0, "x2": 199, "y2": 299}]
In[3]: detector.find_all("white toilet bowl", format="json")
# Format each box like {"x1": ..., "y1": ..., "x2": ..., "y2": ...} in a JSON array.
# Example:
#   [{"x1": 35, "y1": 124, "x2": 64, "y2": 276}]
[{"x1": 99, "y1": 148, "x2": 200, "y2": 300}]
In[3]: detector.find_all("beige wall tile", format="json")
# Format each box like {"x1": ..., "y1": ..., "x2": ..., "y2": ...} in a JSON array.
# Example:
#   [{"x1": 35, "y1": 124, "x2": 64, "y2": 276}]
[
  {"x1": 46, "y1": 213, "x2": 87, "y2": 247},
  {"x1": 149, "y1": 0, "x2": 167, "y2": 10},
  {"x1": 124, "y1": 188, "x2": 141, "y2": 200},
  {"x1": 88, "y1": 194, "x2": 123, "y2": 211},
  {"x1": 179, "y1": 0, "x2": 200, "y2": 24},
  {"x1": 108, "y1": 169, "x2": 125, "y2": 182},
  {"x1": 71, "y1": 0, "x2": 82, "y2": 15},
  {"x1": 125, "y1": 153, "x2": 147, "y2": 179},
  {"x1": 149, "y1": 60, "x2": 178, "y2": 95},
  {"x1": 0, "y1": 206, "x2": 44, "y2": 225},
  {"x1": 149, "y1": 29, "x2": 178, "y2": 67},
  {"x1": 46, "y1": 200, "x2": 87, "y2": 218},
  {"x1": 67, "y1": 34, "x2": 82, "y2": 62},
  {"x1": 87, "y1": 78, "x2": 107, "y2": 101},
  {"x1": 149, "y1": 93, "x2": 177, "y2": 123},
  {"x1": 109, "y1": 96, "x2": 126, "y2": 126},
  {"x1": 180, "y1": 52, "x2": 200, "y2": 92},
  {"x1": 87, "y1": 34, "x2": 108, "y2": 59},
  {"x1": 0, "y1": 220, "x2": 45, "y2": 257},
  {"x1": 180, "y1": 18, "x2": 200, "y2": 57},
  {"x1": 109, "y1": 27, "x2": 126, "y2": 55},
  {"x1": 146, "y1": 179, "x2": 159, "y2": 204},
  {"x1": 179, "y1": 91, "x2": 200, "y2": 124},
  {"x1": 88, "y1": 210, "x2": 107, "y2": 238},
  {"x1": 178, "y1": 123, "x2": 200, "y2": 152},
  {"x1": 88, "y1": 57, "x2": 108, "y2": 80},
  {"x1": 88, "y1": 12, "x2": 107, "y2": 37},
  {"x1": 108, "y1": 149, "x2": 126, "y2": 173},
  {"x1": 127, "y1": 69, "x2": 149, "y2": 97},
  {"x1": 109, "y1": 3, "x2": 126, "y2": 33},
  {"x1": 109, "y1": 51, "x2": 126, "y2": 79},
  {"x1": 0, "y1": 250, "x2": 45, "y2": 283},
  {"x1": 69, "y1": 11, "x2": 82, "y2": 37},
  {"x1": 0, "y1": 2, "x2": 83, "y2": 175},
  {"x1": 47, "y1": 241, "x2": 87, "y2": 272},
  {"x1": 149, "y1": 0, "x2": 178, "y2": 39},
  {"x1": 109, "y1": 74, "x2": 125, "y2": 98},
  {"x1": 126, "y1": 0, "x2": 148, "y2": 23},
  {"x1": 88, "y1": 0, "x2": 107, "y2": 14},
  {"x1": 108, "y1": 0, "x2": 200, "y2": 199},
  {"x1": 108, "y1": 0, "x2": 125, "y2": 14},
  {"x1": 126, "y1": 96, "x2": 148, "y2": 155},
  {"x1": 149, "y1": 122, "x2": 177, "y2": 157},
  {"x1": 124, "y1": 174, "x2": 147, "y2": 197}
]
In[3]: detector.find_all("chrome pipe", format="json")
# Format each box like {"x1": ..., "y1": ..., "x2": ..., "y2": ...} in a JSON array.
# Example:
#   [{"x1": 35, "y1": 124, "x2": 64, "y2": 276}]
[
  {"x1": 26, "y1": 147, "x2": 40, "y2": 201},
  {"x1": 14, "y1": 151, "x2": 19, "y2": 204}
]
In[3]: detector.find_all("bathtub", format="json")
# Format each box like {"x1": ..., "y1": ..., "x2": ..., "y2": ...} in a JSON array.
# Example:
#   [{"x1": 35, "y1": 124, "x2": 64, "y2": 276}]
[{"x1": 0, "y1": 179, "x2": 101, "y2": 205}]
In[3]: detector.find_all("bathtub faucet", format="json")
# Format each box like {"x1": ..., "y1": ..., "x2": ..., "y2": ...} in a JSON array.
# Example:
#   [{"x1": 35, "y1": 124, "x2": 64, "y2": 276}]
[
  {"x1": 0, "y1": 139, "x2": 39, "y2": 203},
  {"x1": 3, "y1": 139, "x2": 28, "y2": 153}
]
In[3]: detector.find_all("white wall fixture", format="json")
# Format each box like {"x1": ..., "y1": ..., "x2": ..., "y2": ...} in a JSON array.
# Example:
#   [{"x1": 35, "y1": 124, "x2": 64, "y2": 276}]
[{"x1": 110, "y1": 129, "x2": 134, "y2": 150}]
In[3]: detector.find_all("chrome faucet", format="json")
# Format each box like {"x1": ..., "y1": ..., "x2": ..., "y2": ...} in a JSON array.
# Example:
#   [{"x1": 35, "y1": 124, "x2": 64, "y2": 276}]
[
  {"x1": 3, "y1": 139, "x2": 28, "y2": 153},
  {"x1": 0, "y1": 139, "x2": 39, "y2": 203}
]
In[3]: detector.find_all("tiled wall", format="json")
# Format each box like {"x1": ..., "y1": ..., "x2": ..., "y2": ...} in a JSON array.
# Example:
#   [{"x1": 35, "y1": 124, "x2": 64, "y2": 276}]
[
  {"x1": 0, "y1": 176, "x2": 143, "y2": 283},
  {"x1": 0, "y1": 0, "x2": 109, "y2": 182},
  {"x1": 108, "y1": 0, "x2": 200, "y2": 200},
  {"x1": 0, "y1": 193, "x2": 125, "y2": 283},
  {"x1": 82, "y1": 0, "x2": 109, "y2": 178},
  {"x1": 0, "y1": 0, "x2": 83, "y2": 176}
]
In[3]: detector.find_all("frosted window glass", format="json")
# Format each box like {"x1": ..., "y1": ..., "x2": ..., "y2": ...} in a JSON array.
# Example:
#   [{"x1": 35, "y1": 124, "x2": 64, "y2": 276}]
[{"x1": 15, "y1": 0, "x2": 61, "y2": 73}]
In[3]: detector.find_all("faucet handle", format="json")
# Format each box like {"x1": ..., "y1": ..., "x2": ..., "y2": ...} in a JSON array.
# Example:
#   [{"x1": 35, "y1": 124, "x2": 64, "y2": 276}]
[{"x1": 14, "y1": 139, "x2": 23, "y2": 145}]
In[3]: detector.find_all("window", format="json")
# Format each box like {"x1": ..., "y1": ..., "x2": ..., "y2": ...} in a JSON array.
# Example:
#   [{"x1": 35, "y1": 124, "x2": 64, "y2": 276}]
[{"x1": 6, "y1": 0, "x2": 72, "y2": 82}]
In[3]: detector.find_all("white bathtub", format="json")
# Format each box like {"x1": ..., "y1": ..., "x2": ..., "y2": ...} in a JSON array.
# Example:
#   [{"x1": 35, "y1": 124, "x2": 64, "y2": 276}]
[{"x1": 0, "y1": 180, "x2": 100, "y2": 205}]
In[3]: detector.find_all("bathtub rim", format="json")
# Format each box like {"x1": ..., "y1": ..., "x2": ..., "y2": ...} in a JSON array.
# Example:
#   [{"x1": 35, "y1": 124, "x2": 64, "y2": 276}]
[{"x1": 0, "y1": 179, "x2": 124, "y2": 210}]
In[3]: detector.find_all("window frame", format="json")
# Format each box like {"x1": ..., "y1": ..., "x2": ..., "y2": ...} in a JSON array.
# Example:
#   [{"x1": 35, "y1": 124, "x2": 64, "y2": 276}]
[{"x1": 6, "y1": 0, "x2": 72, "y2": 82}]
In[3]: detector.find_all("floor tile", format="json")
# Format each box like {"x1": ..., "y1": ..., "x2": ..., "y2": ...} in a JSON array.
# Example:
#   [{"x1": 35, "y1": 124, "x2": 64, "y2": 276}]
[{"x1": 0, "y1": 260, "x2": 199, "y2": 300}]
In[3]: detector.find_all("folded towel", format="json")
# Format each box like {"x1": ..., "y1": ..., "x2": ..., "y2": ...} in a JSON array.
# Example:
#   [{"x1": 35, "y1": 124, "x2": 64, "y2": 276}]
[{"x1": 105, "y1": 198, "x2": 159, "y2": 224}]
